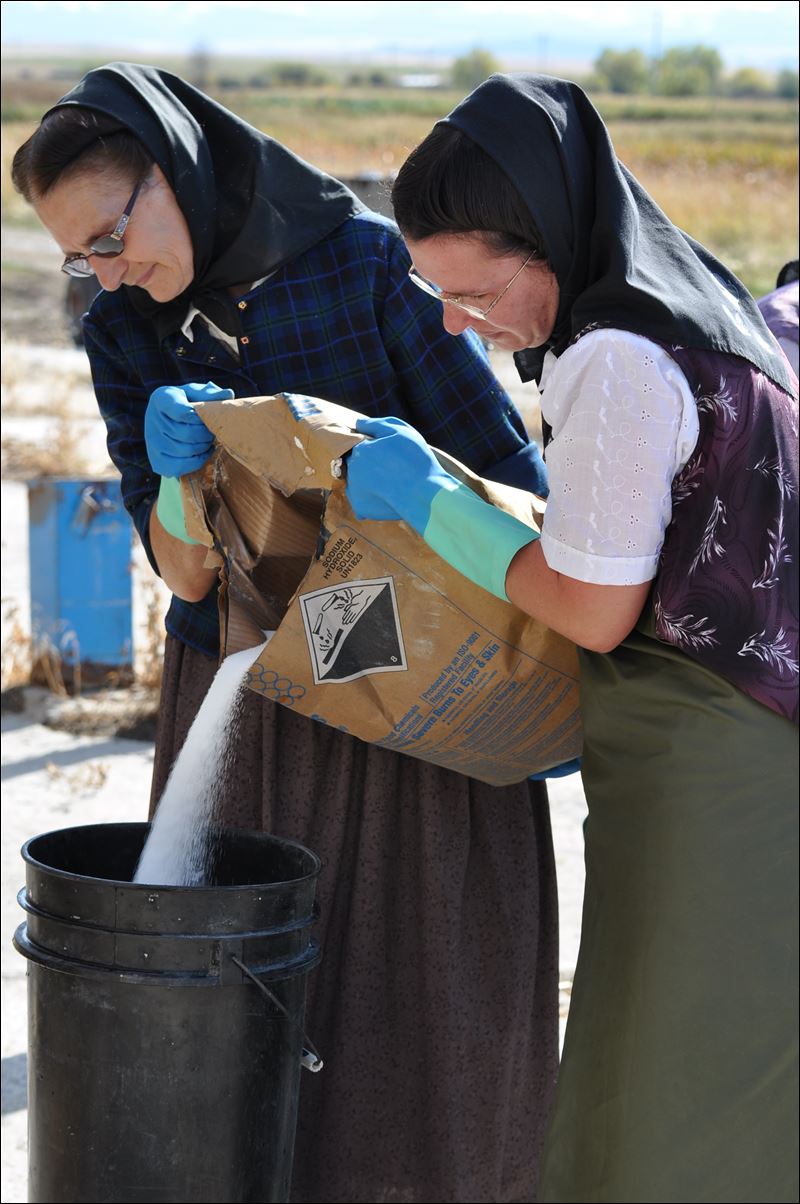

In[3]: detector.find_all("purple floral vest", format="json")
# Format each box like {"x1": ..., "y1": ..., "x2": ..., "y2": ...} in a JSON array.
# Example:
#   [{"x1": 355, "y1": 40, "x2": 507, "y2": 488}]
[{"x1": 649, "y1": 342, "x2": 798, "y2": 723}]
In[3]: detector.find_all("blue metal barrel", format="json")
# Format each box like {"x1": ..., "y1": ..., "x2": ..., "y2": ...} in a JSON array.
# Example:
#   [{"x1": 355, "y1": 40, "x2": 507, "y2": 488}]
[{"x1": 28, "y1": 478, "x2": 133, "y2": 678}]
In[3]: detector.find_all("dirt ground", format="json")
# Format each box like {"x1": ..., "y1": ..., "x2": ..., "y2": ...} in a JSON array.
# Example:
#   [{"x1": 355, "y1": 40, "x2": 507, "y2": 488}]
[{"x1": 1, "y1": 224, "x2": 74, "y2": 345}]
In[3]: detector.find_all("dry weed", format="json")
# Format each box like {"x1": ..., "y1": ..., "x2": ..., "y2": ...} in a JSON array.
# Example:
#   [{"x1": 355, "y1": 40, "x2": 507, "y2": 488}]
[
  {"x1": 1, "y1": 423, "x2": 90, "y2": 478},
  {"x1": 1, "y1": 365, "x2": 90, "y2": 419},
  {"x1": 30, "y1": 635, "x2": 73, "y2": 697},
  {"x1": 45, "y1": 759, "x2": 109, "y2": 793},
  {"x1": 1, "y1": 346, "x2": 95, "y2": 477},
  {"x1": 136, "y1": 579, "x2": 165, "y2": 690},
  {"x1": 1, "y1": 599, "x2": 31, "y2": 688},
  {"x1": 0, "y1": 600, "x2": 74, "y2": 695}
]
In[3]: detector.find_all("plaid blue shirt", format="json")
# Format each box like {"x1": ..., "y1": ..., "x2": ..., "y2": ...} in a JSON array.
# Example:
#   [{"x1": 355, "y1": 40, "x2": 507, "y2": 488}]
[{"x1": 83, "y1": 211, "x2": 547, "y2": 657}]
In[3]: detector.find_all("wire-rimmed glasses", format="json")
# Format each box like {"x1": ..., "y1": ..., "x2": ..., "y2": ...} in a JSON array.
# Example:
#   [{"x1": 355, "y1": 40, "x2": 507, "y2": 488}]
[
  {"x1": 60, "y1": 180, "x2": 143, "y2": 278},
  {"x1": 407, "y1": 251, "x2": 535, "y2": 321}
]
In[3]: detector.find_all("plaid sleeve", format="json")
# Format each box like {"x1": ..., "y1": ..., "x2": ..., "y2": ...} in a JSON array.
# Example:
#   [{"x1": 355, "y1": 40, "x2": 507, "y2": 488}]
[
  {"x1": 377, "y1": 230, "x2": 548, "y2": 496},
  {"x1": 82, "y1": 308, "x2": 222, "y2": 656},
  {"x1": 82, "y1": 309, "x2": 160, "y2": 575}
]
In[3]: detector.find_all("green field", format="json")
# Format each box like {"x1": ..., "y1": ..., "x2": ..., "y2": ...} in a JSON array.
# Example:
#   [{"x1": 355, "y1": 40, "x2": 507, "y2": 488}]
[{"x1": 2, "y1": 63, "x2": 797, "y2": 297}]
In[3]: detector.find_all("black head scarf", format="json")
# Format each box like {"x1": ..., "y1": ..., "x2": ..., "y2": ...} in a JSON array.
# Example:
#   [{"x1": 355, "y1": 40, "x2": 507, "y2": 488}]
[
  {"x1": 442, "y1": 73, "x2": 794, "y2": 393},
  {"x1": 45, "y1": 62, "x2": 364, "y2": 341}
]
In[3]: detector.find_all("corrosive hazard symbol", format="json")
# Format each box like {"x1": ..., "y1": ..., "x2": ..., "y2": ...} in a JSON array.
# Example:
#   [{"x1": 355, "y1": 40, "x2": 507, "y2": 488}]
[{"x1": 299, "y1": 577, "x2": 407, "y2": 684}]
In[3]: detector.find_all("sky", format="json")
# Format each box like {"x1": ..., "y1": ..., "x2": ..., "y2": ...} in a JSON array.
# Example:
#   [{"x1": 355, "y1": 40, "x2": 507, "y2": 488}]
[{"x1": 1, "y1": 0, "x2": 798, "y2": 73}]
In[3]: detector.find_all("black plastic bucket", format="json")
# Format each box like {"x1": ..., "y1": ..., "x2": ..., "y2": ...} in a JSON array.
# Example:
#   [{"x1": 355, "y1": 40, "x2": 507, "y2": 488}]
[{"x1": 13, "y1": 821, "x2": 322, "y2": 1204}]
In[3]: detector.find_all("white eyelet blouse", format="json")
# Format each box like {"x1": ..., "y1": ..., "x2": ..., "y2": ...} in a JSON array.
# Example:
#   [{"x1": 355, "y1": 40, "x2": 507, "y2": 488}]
[{"x1": 538, "y1": 328, "x2": 700, "y2": 586}]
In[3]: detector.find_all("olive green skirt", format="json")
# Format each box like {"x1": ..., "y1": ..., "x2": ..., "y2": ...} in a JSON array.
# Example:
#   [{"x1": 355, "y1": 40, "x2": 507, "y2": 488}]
[{"x1": 538, "y1": 621, "x2": 798, "y2": 1203}]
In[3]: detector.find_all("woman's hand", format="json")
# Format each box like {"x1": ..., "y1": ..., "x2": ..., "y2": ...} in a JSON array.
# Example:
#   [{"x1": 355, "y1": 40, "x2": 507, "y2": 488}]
[
  {"x1": 145, "y1": 380, "x2": 234, "y2": 600},
  {"x1": 346, "y1": 415, "x2": 457, "y2": 530},
  {"x1": 345, "y1": 414, "x2": 651, "y2": 648},
  {"x1": 346, "y1": 415, "x2": 538, "y2": 600},
  {"x1": 144, "y1": 381, "x2": 234, "y2": 477}
]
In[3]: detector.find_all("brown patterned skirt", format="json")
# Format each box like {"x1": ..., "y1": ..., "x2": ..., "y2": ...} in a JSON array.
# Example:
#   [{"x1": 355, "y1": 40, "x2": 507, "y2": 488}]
[{"x1": 151, "y1": 635, "x2": 559, "y2": 1203}]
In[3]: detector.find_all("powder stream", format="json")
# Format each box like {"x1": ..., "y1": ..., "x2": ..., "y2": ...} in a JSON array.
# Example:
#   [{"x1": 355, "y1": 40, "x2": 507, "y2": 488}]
[{"x1": 134, "y1": 640, "x2": 267, "y2": 886}]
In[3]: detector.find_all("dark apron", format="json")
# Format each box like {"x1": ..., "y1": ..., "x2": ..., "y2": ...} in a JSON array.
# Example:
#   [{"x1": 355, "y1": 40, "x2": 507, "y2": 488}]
[{"x1": 539, "y1": 612, "x2": 799, "y2": 1203}]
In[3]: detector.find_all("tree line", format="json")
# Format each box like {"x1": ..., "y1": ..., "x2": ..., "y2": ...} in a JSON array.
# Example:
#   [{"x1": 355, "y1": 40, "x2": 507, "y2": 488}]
[
  {"x1": 592, "y1": 46, "x2": 798, "y2": 98},
  {"x1": 188, "y1": 44, "x2": 800, "y2": 99}
]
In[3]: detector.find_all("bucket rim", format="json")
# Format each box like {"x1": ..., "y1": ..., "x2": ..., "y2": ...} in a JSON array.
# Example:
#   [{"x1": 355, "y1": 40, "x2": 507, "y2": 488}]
[
  {"x1": 20, "y1": 821, "x2": 322, "y2": 891},
  {"x1": 14, "y1": 920, "x2": 323, "y2": 984}
]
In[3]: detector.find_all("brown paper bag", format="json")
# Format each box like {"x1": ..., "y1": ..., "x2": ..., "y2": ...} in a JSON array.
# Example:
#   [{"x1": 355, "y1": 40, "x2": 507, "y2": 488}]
[{"x1": 183, "y1": 393, "x2": 582, "y2": 786}]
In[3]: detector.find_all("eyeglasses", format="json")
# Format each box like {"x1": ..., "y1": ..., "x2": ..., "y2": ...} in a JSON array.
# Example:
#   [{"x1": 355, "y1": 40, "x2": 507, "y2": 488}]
[
  {"x1": 60, "y1": 180, "x2": 143, "y2": 278},
  {"x1": 407, "y1": 251, "x2": 535, "y2": 322}
]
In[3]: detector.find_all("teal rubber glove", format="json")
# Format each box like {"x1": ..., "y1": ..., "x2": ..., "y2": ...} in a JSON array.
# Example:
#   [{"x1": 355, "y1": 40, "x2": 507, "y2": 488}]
[
  {"x1": 156, "y1": 475, "x2": 200, "y2": 544},
  {"x1": 346, "y1": 416, "x2": 539, "y2": 600}
]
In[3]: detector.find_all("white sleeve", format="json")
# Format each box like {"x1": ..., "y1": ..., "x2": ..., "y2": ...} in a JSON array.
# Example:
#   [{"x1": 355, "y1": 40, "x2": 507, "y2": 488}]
[{"x1": 538, "y1": 329, "x2": 699, "y2": 585}]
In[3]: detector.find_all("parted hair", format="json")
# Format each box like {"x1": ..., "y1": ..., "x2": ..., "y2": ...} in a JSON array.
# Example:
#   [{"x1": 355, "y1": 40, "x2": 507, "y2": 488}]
[
  {"x1": 12, "y1": 107, "x2": 152, "y2": 201},
  {"x1": 391, "y1": 123, "x2": 548, "y2": 263}
]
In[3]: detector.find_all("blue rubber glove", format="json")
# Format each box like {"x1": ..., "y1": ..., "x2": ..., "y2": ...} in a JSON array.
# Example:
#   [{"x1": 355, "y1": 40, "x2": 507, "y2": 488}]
[
  {"x1": 346, "y1": 416, "x2": 539, "y2": 600},
  {"x1": 529, "y1": 757, "x2": 582, "y2": 781},
  {"x1": 144, "y1": 382, "x2": 234, "y2": 478}
]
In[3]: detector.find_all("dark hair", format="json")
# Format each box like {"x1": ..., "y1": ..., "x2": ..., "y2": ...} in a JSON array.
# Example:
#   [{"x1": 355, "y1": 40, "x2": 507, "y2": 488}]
[
  {"x1": 12, "y1": 107, "x2": 152, "y2": 202},
  {"x1": 391, "y1": 124, "x2": 547, "y2": 262},
  {"x1": 776, "y1": 259, "x2": 799, "y2": 288}
]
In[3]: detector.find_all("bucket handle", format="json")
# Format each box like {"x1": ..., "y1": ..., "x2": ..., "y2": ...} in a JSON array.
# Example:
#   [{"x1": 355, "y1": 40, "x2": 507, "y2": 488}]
[{"x1": 230, "y1": 954, "x2": 323, "y2": 1073}]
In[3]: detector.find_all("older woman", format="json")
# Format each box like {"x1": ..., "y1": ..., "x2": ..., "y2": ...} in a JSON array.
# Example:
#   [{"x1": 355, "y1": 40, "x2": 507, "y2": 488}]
[
  {"x1": 13, "y1": 64, "x2": 559, "y2": 1203},
  {"x1": 346, "y1": 74, "x2": 799, "y2": 1202}
]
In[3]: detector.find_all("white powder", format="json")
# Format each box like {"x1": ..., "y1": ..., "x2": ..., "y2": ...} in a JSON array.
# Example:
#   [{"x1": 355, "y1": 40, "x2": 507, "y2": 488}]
[{"x1": 134, "y1": 640, "x2": 268, "y2": 886}]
